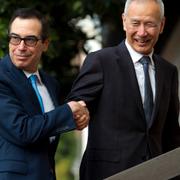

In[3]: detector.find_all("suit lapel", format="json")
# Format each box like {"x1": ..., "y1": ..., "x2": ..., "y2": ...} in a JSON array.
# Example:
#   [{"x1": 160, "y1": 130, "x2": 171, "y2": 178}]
[
  {"x1": 116, "y1": 42, "x2": 145, "y2": 120},
  {"x1": 116, "y1": 43, "x2": 166, "y2": 128},
  {"x1": 39, "y1": 71, "x2": 59, "y2": 107},
  {"x1": 150, "y1": 55, "x2": 164, "y2": 127},
  {"x1": 3, "y1": 55, "x2": 45, "y2": 113}
]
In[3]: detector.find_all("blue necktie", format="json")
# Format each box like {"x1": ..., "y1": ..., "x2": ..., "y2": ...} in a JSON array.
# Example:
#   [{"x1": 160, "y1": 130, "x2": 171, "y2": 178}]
[
  {"x1": 139, "y1": 56, "x2": 153, "y2": 124},
  {"x1": 29, "y1": 74, "x2": 44, "y2": 113}
]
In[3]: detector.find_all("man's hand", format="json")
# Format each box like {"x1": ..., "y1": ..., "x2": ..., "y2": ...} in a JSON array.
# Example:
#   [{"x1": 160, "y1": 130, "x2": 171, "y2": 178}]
[{"x1": 67, "y1": 101, "x2": 89, "y2": 130}]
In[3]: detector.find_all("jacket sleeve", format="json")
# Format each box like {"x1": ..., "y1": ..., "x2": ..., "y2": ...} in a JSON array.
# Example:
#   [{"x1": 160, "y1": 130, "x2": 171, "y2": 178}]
[
  {"x1": 0, "y1": 76, "x2": 76, "y2": 147},
  {"x1": 162, "y1": 67, "x2": 180, "y2": 152},
  {"x1": 67, "y1": 52, "x2": 103, "y2": 105}
]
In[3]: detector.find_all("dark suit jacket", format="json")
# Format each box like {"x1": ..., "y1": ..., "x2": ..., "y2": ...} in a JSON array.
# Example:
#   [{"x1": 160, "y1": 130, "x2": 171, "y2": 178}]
[
  {"x1": 68, "y1": 41, "x2": 180, "y2": 179},
  {"x1": 0, "y1": 55, "x2": 76, "y2": 180}
]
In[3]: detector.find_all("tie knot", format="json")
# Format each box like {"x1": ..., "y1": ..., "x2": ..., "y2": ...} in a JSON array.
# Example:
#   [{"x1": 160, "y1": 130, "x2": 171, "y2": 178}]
[
  {"x1": 29, "y1": 74, "x2": 38, "y2": 84},
  {"x1": 139, "y1": 56, "x2": 151, "y2": 65}
]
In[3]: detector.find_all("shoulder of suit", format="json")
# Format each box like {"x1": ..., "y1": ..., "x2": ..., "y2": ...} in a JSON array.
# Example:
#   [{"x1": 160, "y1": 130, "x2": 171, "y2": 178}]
[
  {"x1": 0, "y1": 54, "x2": 11, "y2": 71},
  {"x1": 154, "y1": 54, "x2": 177, "y2": 70},
  {"x1": 88, "y1": 44, "x2": 120, "y2": 58},
  {"x1": 39, "y1": 70, "x2": 59, "y2": 85}
]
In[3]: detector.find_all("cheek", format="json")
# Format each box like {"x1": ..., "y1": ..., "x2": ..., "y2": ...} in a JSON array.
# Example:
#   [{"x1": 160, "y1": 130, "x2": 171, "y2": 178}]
[
  {"x1": 125, "y1": 25, "x2": 136, "y2": 34},
  {"x1": 9, "y1": 45, "x2": 15, "y2": 53},
  {"x1": 9, "y1": 46, "x2": 18, "y2": 59},
  {"x1": 31, "y1": 49, "x2": 43, "y2": 62},
  {"x1": 126, "y1": 29, "x2": 136, "y2": 40},
  {"x1": 149, "y1": 30, "x2": 160, "y2": 41}
]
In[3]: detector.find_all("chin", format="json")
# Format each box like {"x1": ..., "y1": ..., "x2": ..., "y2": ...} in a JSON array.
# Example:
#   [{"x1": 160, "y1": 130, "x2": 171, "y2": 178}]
[
  {"x1": 14, "y1": 62, "x2": 27, "y2": 70},
  {"x1": 134, "y1": 46, "x2": 151, "y2": 55}
]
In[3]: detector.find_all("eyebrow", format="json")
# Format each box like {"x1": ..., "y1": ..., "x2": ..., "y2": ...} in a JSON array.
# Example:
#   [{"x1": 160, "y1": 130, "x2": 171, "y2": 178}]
[{"x1": 9, "y1": 33, "x2": 39, "y2": 38}]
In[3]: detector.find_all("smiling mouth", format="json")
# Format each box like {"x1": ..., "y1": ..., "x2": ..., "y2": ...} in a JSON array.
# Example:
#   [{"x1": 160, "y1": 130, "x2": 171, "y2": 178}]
[
  {"x1": 135, "y1": 39, "x2": 150, "y2": 46},
  {"x1": 14, "y1": 55, "x2": 29, "y2": 61},
  {"x1": 15, "y1": 54, "x2": 31, "y2": 58}
]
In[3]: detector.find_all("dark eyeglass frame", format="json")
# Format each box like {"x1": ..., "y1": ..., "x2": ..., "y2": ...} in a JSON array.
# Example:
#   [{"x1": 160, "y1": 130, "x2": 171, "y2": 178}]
[{"x1": 9, "y1": 34, "x2": 42, "y2": 47}]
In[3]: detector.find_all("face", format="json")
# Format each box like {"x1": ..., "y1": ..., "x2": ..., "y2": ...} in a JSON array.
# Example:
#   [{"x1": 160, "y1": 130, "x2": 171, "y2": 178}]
[
  {"x1": 122, "y1": 1, "x2": 165, "y2": 55},
  {"x1": 9, "y1": 17, "x2": 49, "y2": 73}
]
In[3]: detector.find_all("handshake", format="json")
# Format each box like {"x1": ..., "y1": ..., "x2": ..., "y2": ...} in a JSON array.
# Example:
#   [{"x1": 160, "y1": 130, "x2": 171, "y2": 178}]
[{"x1": 67, "y1": 101, "x2": 90, "y2": 130}]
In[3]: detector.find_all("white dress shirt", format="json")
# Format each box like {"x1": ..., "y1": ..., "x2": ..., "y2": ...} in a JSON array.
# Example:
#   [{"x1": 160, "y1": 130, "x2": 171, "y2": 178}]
[
  {"x1": 24, "y1": 70, "x2": 55, "y2": 112},
  {"x1": 125, "y1": 40, "x2": 156, "y2": 104}
]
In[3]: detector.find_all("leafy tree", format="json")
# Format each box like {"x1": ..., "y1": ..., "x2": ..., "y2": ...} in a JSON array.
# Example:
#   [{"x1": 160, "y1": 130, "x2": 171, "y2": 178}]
[{"x1": 82, "y1": 0, "x2": 126, "y2": 47}]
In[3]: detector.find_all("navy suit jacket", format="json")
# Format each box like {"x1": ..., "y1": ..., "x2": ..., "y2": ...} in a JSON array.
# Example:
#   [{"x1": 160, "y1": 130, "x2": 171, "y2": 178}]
[
  {"x1": 68, "y1": 41, "x2": 180, "y2": 179},
  {"x1": 0, "y1": 55, "x2": 76, "y2": 180}
]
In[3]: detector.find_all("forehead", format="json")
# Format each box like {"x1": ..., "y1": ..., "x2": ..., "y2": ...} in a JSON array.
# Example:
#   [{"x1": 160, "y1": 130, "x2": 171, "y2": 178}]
[
  {"x1": 10, "y1": 17, "x2": 42, "y2": 36},
  {"x1": 127, "y1": 1, "x2": 161, "y2": 21}
]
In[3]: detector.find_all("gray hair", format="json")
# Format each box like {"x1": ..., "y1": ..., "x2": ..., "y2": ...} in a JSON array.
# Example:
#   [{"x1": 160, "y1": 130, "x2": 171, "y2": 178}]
[{"x1": 124, "y1": 0, "x2": 164, "y2": 19}]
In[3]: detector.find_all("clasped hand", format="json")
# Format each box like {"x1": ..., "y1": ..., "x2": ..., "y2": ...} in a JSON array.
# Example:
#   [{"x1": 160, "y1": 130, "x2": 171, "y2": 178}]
[{"x1": 67, "y1": 101, "x2": 89, "y2": 130}]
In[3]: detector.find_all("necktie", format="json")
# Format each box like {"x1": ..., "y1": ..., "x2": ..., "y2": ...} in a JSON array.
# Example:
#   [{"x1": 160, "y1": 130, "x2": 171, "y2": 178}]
[
  {"x1": 29, "y1": 74, "x2": 44, "y2": 113},
  {"x1": 139, "y1": 56, "x2": 153, "y2": 123}
]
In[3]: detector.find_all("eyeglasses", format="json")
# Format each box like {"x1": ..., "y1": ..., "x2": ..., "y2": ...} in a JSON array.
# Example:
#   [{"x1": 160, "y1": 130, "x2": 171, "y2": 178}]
[{"x1": 9, "y1": 34, "x2": 42, "y2": 47}]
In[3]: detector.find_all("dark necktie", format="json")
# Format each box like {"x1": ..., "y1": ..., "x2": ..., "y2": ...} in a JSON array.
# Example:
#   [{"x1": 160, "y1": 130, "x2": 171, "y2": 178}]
[
  {"x1": 139, "y1": 56, "x2": 153, "y2": 123},
  {"x1": 29, "y1": 74, "x2": 44, "y2": 113}
]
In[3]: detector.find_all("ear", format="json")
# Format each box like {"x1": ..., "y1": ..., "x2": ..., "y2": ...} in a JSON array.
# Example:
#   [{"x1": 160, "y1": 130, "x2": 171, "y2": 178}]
[
  {"x1": 159, "y1": 17, "x2": 166, "y2": 34},
  {"x1": 122, "y1": 13, "x2": 127, "y2": 31},
  {"x1": 42, "y1": 39, "x2": 49, "y2": 52}
]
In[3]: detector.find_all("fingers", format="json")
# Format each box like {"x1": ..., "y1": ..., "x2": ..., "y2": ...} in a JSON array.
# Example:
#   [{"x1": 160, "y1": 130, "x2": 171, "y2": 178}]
[
  {"x1": 67, "y1": 101, "x2": 90, "y2": 130},
  {"x1": 78, "y1": 100, "x2": 86, "y2": 107},
  {"x1": 75, "y1": 106, "x2": 90, "y2": 130},
  {"x1": 76, "y1": 114, "x2": 89, "y2": 130},
  {"x1": 75, "y1": 106, "x2": 89, "y2": 130}
]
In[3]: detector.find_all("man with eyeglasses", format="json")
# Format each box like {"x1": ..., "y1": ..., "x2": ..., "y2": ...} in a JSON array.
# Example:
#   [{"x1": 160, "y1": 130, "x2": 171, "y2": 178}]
[
  {"x1": 9, "y1": 34, "x2": 42, "y2": 47},
  {"x1": 0, "y1": 8, "x2": 89, "y2": 180}
]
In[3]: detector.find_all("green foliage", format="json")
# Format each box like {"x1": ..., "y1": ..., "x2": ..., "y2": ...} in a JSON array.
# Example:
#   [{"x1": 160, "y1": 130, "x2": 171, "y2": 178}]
[
  {"x1": 55, "y1": 131, "x2": 77, "y2": 180},
  {"x1": 0, "y1": 20, "x2": 8, "y2": 56},
  {"x1": 81, "y1": 0, "x2": 125, "y2": 47},
  {"x1": 82, "y1": 0, "x2": 125, "y2": 17}
]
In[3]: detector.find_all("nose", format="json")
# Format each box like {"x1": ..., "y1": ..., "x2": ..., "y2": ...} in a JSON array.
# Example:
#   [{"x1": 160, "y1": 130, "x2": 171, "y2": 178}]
[
  {"x1": 137, "y1": 24, "x2": 147, "y2": 36},
  {"x1": 18, "y1": 40, "x2": 26, "y2": 50}
]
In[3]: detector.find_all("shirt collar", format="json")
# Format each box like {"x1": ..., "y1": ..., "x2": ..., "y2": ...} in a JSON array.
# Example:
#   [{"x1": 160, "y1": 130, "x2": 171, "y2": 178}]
[
  {"x1": 125, "y1": 39, "x2": 154, "y2": 66},
  {"x1": 23, "y1": 70, "x2": 43, "y2": 84}
]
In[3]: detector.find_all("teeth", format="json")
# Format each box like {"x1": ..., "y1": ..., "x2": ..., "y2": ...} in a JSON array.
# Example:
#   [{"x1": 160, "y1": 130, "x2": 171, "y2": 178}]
[
  {"x1": 17, "y1": 55, "x2": 28, "y2": 57},
  {"x1": 138, "y1": 40, "x2": 145, "y2": 43}
]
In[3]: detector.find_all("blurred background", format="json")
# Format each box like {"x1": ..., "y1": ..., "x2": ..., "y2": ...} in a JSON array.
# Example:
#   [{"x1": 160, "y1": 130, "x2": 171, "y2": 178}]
[{"x1": 0, "y1": 0, "x2": 179, "y2": 179}]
